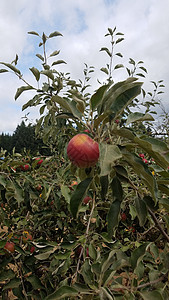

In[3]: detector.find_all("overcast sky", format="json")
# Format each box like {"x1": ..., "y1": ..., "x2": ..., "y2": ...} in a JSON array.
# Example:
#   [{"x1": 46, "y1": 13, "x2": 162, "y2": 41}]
[{"x1": 0, "y1": 0, "x2": 169, "y2": 134}]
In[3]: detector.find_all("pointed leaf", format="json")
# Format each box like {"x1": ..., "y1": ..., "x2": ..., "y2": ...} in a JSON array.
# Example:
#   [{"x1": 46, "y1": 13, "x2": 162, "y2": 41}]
[
  {"x1": 135, "y1": 197, "x2": 147, "y2": 226},
  {"x1": 130, "y1": 243, "x2": 150, "y2": 269},
  {"x1": 126, "y1": 112, "x2": 154, "y2": 125},
  {"x1": 0, "y1": 69, "x2": 8, "y2": 73},
  {"x1": 50, "y1": 50, "x2": 60, "y2": 57},
  {"x1": 15, "y1": 85, "x2": 34, "y2": 100},
  {"x1": 100, "y1": 47, "x2": 112, "y2": 57},
  {"x1": 123, "y1": 151, "x2": 158, "y2": 202},
  {"x1": 45, "y1": 286, "x2": 78, "y2": 300},
  {"x1": 139, "y1": 290, "x2": 164, "y2": 300},
  {"x1": 29, "y1": 67, "x2": 40, "y2": 81},
  {"x1": 70, "y1": 177, "x2": 93, "y2": 218},
  {"x1": 36, "y1": 54, "x2": 44, "y2": 61},
  {"x1": 114, "y1": 64, "x2": 124, "y2": 70},
  {"x1": 100, "y1": 67, "x2": 109, "y2": 75},
  {"x1": 41, "y1": 70, "x2": 54, "y2": 81},
  {"x1": 99, "y1": 143, "x2": 122, "y2": 176},
  {"x1": 28, "y1": 31, "x2": 39, "y2": 36},
  {"x1": 100, "y1": 175, "x2": 109, "y2": 200},
  {"x1": 49, "y1": 31, "x2": 63, "y2": 38},
  {"x1": 107, "y1": 199, "x2": 121, "y2": 237},
  {"x1": 134, "y1": 136, "x2": 169, "y2": 170},
  {"x1": 90, "y1": 84, "x2": 108, "y2": 111},
  {"x1": 0, "y1": 62, "x2": 21, "y2": 74},
  {"x1": 52, "y1": 60, "x2": 67, "y2": 66}
]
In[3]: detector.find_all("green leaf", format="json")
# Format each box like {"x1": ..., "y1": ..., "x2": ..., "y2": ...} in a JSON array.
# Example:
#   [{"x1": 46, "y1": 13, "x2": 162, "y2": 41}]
[
  {"x1": 0, "y1": 62, "x2": 21, "y2": 74},
  {"x1": 70, "y1": 178, "x2": 93, "y2": 218},
  {"x1": 35, "y1": 247, "x2": 57, "y2": 260},
  {"x1": 29, "y1": 67, "x2": 40, "y2": 81},
  {"x1": 0, "y1": 269, "x2": 15, "y2": 281},
  {"x1": 100, "y1": 175, "x2": 109, "y2": 200},
  {"x1": 0, "y1": 69, "x2": 8, "y2": 73},
  {"x1": 0, "y1": 175, "x2": 7, "y2": 188},
  {"x1": 89, "y1": 243, "x2": 97, "y2": 260},
  {"x1": 100, "y1": 47, "x2": 112, "y2": 57},
  {"x1": 116, "y1": 38, "x2": 124, "y2": 44},
  {"x1": 101, "y1": 249, "x2": 116, "y2": 273},
  {"x1": 61, "y1": 185, "x2": 70, "y2": 204},
  {"x1": 99, "y1": 77, "x2": 142, "y2": 116},
  {"x1": 52, "y1": 60, "x2": 67, "y2": 66},
  {"x1": 52, "y1": 95, "x2": 82, "y2": 119},
  {"x1": 45, "y1": 286, "x2": 78, "y2": 300},
  {"x1": 36, "y1": 54, "x2": 44, "y2": 61},
  {"x1": 115, "y1": 52, "x2": 123, "y2": 57},
  {"x1": 26, "y1": 275, "x2": 44, "y2": 290},
  {"x1": 3, "y1": 278, "x2": 21, "y2": 290},
  {"x1": 90, "y1": 84, "x2": 108, "y2": 111},
  {"x1": 139, "y1": 290, "x2": 164, "y2": 300},
  {"x1": 122, "y1": 151, "x2": 158, "y2": 202},
  {"x1": 99, "y1": 143, "x2": 122, "y2": 176},
  {"x1": 49, "y1": 31, "x2": 63, "y2": 38},
  {"x1": 15, "y1": 85, "x2": 34, "y2": 100},
  {"x1": 126, "y1": 112, "x2": 154, "y2": 125},
  {"x1": 81, "y1": 259, "x2": 95, "y2": 286},
  {"x1": 100, "y1": 67, "x2": 109, "y2": 75},
  {"x1": 130, "y1": 243, "x2": 150, "y2": 269},
  {"x1": 134, "y1": 136, "x2": 169, "y2": 170},
  {"x1": 107, "y1": 199, "x2": 121, "y2": 237},
  {"x1": 13, "y1": 181, "x2": 24, "y2": 205},
  {"x1": 28, "y1": 31, "x2": 39, "y2": 36},
  {"x1": 41, "y1": 70, "x2": 54, "y2": 81},
  {"x1": 114, "y1": 64, "x2": 124, "y2": 70},
  {"x1": 49, "y1": 50, "x2": 60, "y2": 57},
  {"x1": 135, "y1": 197, "x2": 147, "y2": 226},
  {"x1": 111, "y1": 176, "x2": 123, "y2": 201}
]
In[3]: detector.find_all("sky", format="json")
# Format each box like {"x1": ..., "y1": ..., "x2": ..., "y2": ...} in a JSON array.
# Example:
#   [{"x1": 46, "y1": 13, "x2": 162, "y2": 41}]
[{"x1": 0, "y1": 0, "x2": 169, "y2": 134}]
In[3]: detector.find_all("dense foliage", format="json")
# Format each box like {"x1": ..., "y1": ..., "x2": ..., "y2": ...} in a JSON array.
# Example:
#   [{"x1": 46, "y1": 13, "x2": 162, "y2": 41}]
[
  {"x1": 0, "y1": 121, "x2": 51, "y2": 155},
  {"x1": 0, "y1": 27, "x2": 169, "y2": 299}
]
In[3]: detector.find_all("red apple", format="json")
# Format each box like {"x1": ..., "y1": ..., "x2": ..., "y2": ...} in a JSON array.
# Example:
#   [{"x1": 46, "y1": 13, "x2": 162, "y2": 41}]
[
  {"x1": 4, "y1": 241, "x2": 15, "y2": 253},
  {"x1": 35, "y1": 157, "x2": 43, "y2": 166},
  {"x1": 142, "y1": 158, "x2": 148, "y2": 164},
  {"x1": 83, "y1": 196, "x2": 92, "y2": 204},
  {"x1": 139, "y1": 153, "x2": 144, "y2": 158},
  {"x1": 30, "y1": 246, "x2": 35, "y2": 253},
  {"x1": 21, "y1": 164, "x2": 30, "y2": 171},
  {"x1": 121, "y1": 212, "x2": 127, "y2": 221},
  {"x1": 67, "y1": 134, "x2": 99, "y2": 168},
  {"x1": 36, "y1": 184, "x2": 42, "y2": 191},
  {"x1": 115, "y1": 119, "x2": 120, "y2": 124},
  {"x1": 21, "y1": 232, "x2": 33, "y2": 244}
]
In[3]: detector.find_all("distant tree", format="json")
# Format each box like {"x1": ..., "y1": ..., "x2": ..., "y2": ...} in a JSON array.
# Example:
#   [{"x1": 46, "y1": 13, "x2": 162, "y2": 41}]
[
  {"x1": 0, "y1": 121, "x2": 51, "y2": 155},
  {"x1": 0, "y1": 132, "x2": 13, "y2": 152}
]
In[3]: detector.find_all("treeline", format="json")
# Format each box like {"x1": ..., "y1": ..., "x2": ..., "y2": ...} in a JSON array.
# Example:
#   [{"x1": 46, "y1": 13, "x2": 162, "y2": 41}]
[{"x1": 0, "y1": 121, "x2": 51, "y2": 155}]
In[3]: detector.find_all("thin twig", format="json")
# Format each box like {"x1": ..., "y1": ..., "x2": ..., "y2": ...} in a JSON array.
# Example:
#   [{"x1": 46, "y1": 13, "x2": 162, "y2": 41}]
[
  {"x1": 148, "y1": 207, "x2": 169, "y2": 243},
  {"x1": 136, "y1": 274, "x2": 167, "y2": 290}
]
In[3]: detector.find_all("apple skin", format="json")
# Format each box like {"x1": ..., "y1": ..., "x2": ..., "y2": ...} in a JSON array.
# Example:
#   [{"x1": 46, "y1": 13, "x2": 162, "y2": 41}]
[
  {"x1": 20, "y1": 164, "x2": 30, "y2": 171},
  {"x1": 4, "y1": 241, "x2": 15, "y2": 253},
  {"x1": 35, "y1": 157, "x2": 43, "y2": 166},
  {"x1": 121, "y1": 213, "x2": 127, "y2": 221},
  {"x1": 83, "y1": 196, "x2": 92, "y2": 204},
  {"x1": 67, "y1": 134, "x2": 99, "y2": 168},
  {"x1": 139, "y1": 153, "x2": 145, "y2": 158}
]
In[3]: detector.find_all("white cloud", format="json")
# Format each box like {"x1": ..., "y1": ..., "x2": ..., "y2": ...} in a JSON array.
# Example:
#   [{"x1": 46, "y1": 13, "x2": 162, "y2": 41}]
[{"x1": 0, "y1": 0, "x2": 169, "y2": 134}]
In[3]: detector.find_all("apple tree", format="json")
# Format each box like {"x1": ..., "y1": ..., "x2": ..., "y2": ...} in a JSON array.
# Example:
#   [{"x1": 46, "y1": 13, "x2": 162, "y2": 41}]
[{"x1": 0, "y1": 27, "x2": 169, "y2": 299}]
